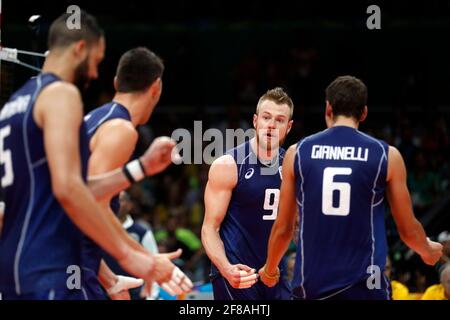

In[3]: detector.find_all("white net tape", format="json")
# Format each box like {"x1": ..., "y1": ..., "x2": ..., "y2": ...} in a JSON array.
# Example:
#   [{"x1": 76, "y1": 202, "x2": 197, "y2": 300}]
[{"x1": 0, "y1": 47, "x2": 18, "y2": 63}]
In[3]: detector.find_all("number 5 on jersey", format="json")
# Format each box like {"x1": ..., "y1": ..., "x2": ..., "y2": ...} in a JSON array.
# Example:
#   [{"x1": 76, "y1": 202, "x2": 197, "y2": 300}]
[{"x1": 1, "y1": 125, "x2": 14, "y2": 188}]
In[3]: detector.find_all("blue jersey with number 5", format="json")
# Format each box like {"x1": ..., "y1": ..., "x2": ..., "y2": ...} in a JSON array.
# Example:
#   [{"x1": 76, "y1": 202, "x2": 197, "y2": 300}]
[
  {"x1": 212, "y1": 141, "x2": 286, "y2": 276},
  {"x1": 0, "y1": 73, "x2": 89, "y2": 294},
  {"x1": 292, "y1": 126, "x2": 389, "y2": 299}
]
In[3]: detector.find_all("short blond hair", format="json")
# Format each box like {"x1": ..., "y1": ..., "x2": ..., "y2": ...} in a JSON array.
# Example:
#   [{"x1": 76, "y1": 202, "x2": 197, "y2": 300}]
[{"x1": 256, "y1": 87, "x2": 294, "y2": 119}]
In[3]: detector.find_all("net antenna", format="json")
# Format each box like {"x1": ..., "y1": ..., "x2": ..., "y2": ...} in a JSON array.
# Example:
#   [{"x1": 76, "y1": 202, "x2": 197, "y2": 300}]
[{"x1": 0, "y1": 5, "x2": 47, "y2": 73}]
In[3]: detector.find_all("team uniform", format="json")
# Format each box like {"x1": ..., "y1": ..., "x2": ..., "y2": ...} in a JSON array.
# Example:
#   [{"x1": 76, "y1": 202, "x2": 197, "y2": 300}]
[
  {"x1": 211, "y1": 141, "x2": 291, "y2": 300},
  {"x1": 81, "y1": 102, "x2": 133, "y2": 299},
  {"x1": 0, "y1": 73, "x2": 90, "y2": 300},
  {"x1": 292, "y1": 125, "x2": 391, "y2": 300}
]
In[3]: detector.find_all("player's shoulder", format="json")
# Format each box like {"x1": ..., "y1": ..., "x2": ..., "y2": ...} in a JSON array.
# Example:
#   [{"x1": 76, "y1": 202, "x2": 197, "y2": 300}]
[
  {"x1": 225, "y1": 140, "x2": 249, "y2": 156},
  {"x1": 35, "y1": 81, "x2": 82, "y2": 122},
  {"x1": 354, "y1": 129, "x2": 389, "y2": 149},
  {"x1": 101, "y1": 117, "x2": 135, "y2": 132},
  {"x1": 96, "y1": 118, "x2": 137, "y2": 142},
  {"x1": 299, "y1": 128, "x2": 331, "y2": 146},
  {"x1": 211, "y1": 153, "x2": 237, "y2": 167},
  {"x1": 279, "y1": 144, "x2": 298, "y2": 173},
  {"x1": 286, "y1": 143, "x2": 298, "y2": 155},
  {"x1": 387, "y1": 145, "x2": 403, "y2": 165},
  {"x1": 208, "y1": 154, "x2": 237, "y2": 184},
  {"x1": 40, "y1": 81, "x2": 80, "y2": 100}
]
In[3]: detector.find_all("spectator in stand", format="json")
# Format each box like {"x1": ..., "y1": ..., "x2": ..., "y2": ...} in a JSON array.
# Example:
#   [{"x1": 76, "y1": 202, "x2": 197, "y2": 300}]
[{"x1": 422, "y1": 263, "x2": 450, "y2": 300}]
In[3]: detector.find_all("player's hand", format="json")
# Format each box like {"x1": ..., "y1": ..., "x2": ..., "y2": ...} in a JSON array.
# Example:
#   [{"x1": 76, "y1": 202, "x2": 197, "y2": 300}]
[
  {"x1": 221, "y1": 264, "x2": 258, "y2": 289},
  {"x1": 145, "y1": 249, "x2": 194, "y2": 296},
  {"x1": 258, "y1": 264, "x2": 280, "y2": 288},
  {"x1": 139, "y1": 136, "x2": 178, "y2": 176},
  {"x1": 117, "y1": 249, "x2": 155, "y2": 280},
  {"x1": 420, "y1": 238, "x2": 443, "y2": 266},
  {"x1": 107, "y1": 275, "x2": 144, "y2": 300}
]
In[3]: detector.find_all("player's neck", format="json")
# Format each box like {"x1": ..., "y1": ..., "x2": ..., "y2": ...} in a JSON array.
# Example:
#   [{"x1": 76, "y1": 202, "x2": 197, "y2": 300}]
[
  {"x1": 41, "y1": 54, "x2": 76, "y2": 83},
  {"x1": 113, "y1": 93, "x2": 145, "y2": 127},
  {"x1": 250, "y1": 138, "x2": 279, "y2": 162},
  {"x1": 332, "y1": 116, "x2": 359, "y2": 129}
]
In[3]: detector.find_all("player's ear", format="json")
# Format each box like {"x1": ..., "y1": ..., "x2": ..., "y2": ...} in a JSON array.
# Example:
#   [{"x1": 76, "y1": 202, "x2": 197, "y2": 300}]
[
  {"x1": 113, "y1": 76, "x2": 119, "y2": 91},
  {"x1": 360, "y1": 106, "x2": 368, "y2": 123},
  {"x1": 73, "y1": 40, "x2": 87, "y2": 60},
  {"x1": 253, "y1": 114, "x2": 258, "y2": 128},
  {"x1": 150, "y1": 78, "x2": 162, "y2": 98},
  {"x1": 325, "y1": 101, "x2": 333, "y2": 128},
  {"x1": 287, "y1": 119, "x2": 293, "y2": 134}
]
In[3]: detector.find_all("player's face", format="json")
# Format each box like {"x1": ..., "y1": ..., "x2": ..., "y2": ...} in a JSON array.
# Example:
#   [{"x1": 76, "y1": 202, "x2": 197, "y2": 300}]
[
  {"x1": 253, "y1": 100, "x2": 292, "y2": 151},
  {"x1": 74, "y1": 37, "x2": 105, "y2": 91}
]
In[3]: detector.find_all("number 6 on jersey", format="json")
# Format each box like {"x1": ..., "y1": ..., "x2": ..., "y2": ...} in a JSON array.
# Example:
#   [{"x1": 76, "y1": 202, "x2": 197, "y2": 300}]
[{"x1": 322, "y1": 167, "x2": 352, "y2": 216}]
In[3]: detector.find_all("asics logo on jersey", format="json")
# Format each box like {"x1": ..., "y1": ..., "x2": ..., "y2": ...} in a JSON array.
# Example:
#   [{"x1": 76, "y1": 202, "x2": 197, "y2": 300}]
[{"x1": 245, "y1": 168, "x2": 255, "y2": 179}]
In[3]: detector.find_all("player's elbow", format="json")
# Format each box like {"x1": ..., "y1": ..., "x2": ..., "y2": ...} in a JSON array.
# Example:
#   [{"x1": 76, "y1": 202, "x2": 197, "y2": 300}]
[
  {"x1": 52, "y1": 174, "x2": 82, "y2": 207},
  {"x1": 201, "y1": 222, "x2": 219, "y2": 246},
  {"x1": 200, "y1": 224, "x2": 211, "y2": 246}
]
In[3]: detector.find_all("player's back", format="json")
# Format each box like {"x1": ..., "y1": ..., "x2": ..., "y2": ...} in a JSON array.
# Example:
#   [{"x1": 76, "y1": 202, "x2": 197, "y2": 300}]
[
  {"x1": 81, "y1": 102, "x2": 132, "y2": 285},
  {"x1": 0, "y1": 73, "x2": 89, "y2": 295},
  {"x1": 292, "y1": 125, "x2": 389, "y2": 299}
]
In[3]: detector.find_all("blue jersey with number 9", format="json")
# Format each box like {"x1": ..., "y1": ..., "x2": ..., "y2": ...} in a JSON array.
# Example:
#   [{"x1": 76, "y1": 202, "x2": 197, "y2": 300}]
[{"x1": 212, "y1": 141, "x2": 286, "y2": 277}]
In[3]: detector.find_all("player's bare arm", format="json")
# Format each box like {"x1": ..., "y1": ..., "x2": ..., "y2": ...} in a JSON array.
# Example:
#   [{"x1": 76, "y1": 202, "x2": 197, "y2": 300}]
[
  {"x1": 34, "y1": 82, "x2": 186, "y2": 292},
  {"x1": 88, "y1": 119, "x2": 146, "y2": 298},
  {"x1": 35, "y1": 82, "x2": 133, "y2": 261},
  {"x1": 201, "y1": 154, "x2": 258, "y2": 289},
  {"x1": 88, "y1": 119, "x2": 145, "y2": 254},
  {"x1": 386, "y1": 146, "x2": 443, "y2": 266},
  {"x1": 87, "y1": 136, "x2": 177, "y2": 201},
  {"x1": 98, "y1": 259, "x2": 144, "y2": 300},
  {"x1": 259, "y1": 143, "x2": 297, "y2": 287},
  {"x1": 89, "y1": 120, "x2": 192, "y2": 296}
]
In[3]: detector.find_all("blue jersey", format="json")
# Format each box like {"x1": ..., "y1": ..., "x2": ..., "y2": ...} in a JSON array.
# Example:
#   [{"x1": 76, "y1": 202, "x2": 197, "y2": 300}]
[
  {"x1": 212, "y1": 141, "x2": 287, "y2": 277},
  {"x1": 82, "y1": 102, "x2": 132, "y2": 277},
  {"x1": 0, "y1": 73, "x2": 90, "y2": 294},
  {"x1": 292, "y1": 126, "x2": 389, "y2": 299}
]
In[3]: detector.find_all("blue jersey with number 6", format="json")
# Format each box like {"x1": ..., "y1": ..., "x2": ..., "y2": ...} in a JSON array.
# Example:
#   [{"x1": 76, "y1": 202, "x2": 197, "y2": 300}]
[
  {"x1": 212, "y1": 141, "x2": 286, "y2": 276},
  {"x1": 292, "y1": 126, "x2": 389, "y2": 299}
]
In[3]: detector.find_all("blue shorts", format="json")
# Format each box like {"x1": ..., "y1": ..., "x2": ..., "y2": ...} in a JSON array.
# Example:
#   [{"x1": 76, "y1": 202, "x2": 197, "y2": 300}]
[
  {"x1": 293, "y1": 277, "x2": 392, "y2": 300},
  {"x1": 211, "y1": 273, "x2": 291, "y2": 300},
  {"x1": 82, "y1": 268, "x2": 107, "y2": 300}
]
